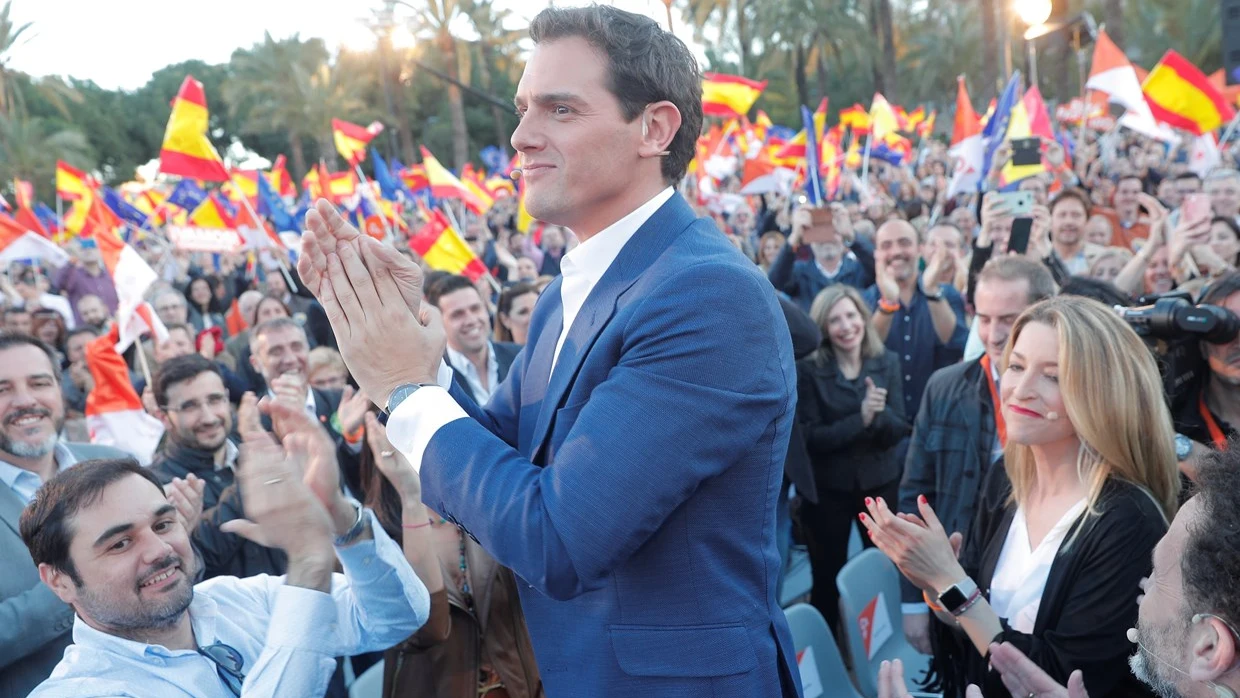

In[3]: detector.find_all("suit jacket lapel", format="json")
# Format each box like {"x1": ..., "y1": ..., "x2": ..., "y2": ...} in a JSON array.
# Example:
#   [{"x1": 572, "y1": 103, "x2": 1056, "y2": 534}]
[{"x1": 526, "y1": 193, "x2": 698, "y2": 460}]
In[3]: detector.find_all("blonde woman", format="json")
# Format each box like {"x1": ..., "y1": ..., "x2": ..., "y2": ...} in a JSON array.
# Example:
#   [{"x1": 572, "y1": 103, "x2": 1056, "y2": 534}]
[
  {"x1": 861, "y1": 296, "x2": 1178, "y2": 697},
  {"x1": 1085, "y1": 246, "x2": 1133, "y2": 287},
  {"x1": 796, "y1": 283, "x2": 910, "y2": 633}
]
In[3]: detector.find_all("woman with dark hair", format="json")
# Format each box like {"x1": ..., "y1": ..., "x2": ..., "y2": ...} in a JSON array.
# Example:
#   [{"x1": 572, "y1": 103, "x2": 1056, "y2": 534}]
[
  {"x1": 253, "y1": 294, "x2": 292, "y2": 325},
  {"x1": 31, "y1": 309, "x2": 67, "y2": 359},
  {"x1": 358, "y1": 412, "x2": 544, "y2": 698},
  {"x1": 796, "y1": 283, "x2": 910, "y2": 633},
  {"x1": 494, "y1": 283, "x2": 539, "y2": 345},
  {"x1": 184, "y1": 275, "x2": 228, "y2": 337},
  {"x1": 1209, "y1": 216, "x2": 1240, "y2": 270}
]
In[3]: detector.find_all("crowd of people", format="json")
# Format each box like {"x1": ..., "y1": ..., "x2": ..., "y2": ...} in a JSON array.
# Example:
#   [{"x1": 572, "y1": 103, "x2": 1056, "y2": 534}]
[{"x1": 4, "y1": 4, "x2": 1240, "y2": 698}]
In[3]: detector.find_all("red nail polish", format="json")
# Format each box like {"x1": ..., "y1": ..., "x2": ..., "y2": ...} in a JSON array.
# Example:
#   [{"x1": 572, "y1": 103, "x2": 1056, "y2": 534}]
[
  {"x1": 918, "y1": 495, "x2": 927, "y2": 504},
  {"x1": 858, "y1": 513, "x2": 866, "y2": 522},
  {"x1": 865, "y1": 497, "x2": 873, "y2": 506}
]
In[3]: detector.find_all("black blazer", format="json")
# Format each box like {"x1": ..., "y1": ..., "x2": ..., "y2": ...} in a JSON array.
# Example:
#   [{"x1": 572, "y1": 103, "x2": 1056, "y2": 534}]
[
  {"x1": 448, "y1": 341, "x2": 522, "y2": 405},
  {"x1": 934, "y1": 463, "x2": 1165, "y2": 698},
  {"x1": 780, "y1": 296, "x2": 822, "y2": 503},
  {"x1": 795, "y1": 349, "x2": 910, "y2": 494}
]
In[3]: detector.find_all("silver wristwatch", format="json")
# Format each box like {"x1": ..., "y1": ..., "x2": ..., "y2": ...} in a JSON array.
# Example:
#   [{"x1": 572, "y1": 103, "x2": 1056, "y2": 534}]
[
  {"x1": 385, "y1": 382, "x2": 438, "y2": 414},
  {"x1": 333, "y1": 497, "x2": 368, "y2": 547}
]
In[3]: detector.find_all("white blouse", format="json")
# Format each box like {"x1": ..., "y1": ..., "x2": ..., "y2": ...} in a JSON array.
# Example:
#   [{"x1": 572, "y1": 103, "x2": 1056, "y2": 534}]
[{"x1": 988, "y1": 499, "x2": 1088, "y2": 633}]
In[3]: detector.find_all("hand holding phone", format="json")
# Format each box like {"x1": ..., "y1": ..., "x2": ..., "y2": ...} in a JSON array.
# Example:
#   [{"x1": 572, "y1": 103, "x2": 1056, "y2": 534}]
[
  {"x1": 802, "y1": 207, "x2": 839, "y2": 244},
  {"x1": 1182, "y1": 193, "x2": 1212, "y2": 227},
  {"x1": 1011, "y1": 137, "x2": 1042, "y2": 167}
]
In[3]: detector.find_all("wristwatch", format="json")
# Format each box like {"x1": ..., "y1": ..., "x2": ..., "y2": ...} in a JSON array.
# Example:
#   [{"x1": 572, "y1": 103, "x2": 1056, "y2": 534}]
[
  {"x1": 920, "y1": 280, "x2": 945, "y2": 302},
  {"x1": 333, "y1": 497, "x2": 368, "y2": 547},
  {"x1": 937, "y1": 577, "x2": 980, "y2": 616},
  {"x1": 1175, "y1": 433, "x2": 1194, "y2": 461},
  {"x1": 385, "y1": 382, "x2": 438, "y2": 414}
]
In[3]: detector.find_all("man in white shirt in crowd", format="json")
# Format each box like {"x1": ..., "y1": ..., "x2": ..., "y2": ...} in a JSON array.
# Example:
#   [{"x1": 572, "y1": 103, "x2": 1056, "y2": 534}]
[
  {"x1": 425, "y1": 274, "x2": 521, "y2": 406},
  {"x1": 20, "y1": 393, "x2": 429, "y2": 698}
]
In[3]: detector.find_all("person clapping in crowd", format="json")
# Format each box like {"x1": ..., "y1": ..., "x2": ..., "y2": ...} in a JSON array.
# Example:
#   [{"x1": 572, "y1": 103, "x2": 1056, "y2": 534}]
[
  {"x1": 796, "y1": 284, "x2": 909, "y2": 633},
  {"x1": 865, "y1": 296, "x2": 1179, "y2": 697}
]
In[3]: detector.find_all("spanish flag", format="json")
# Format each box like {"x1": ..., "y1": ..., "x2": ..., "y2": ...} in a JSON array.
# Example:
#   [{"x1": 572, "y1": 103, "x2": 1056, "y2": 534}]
[
  {"x1": 56, "y1": 161, "x2": 91, "y2": 201},
  {"x1": 189, "y1": 195, "x2": 236, "y2": 229},
  {"x1": 1142, "y1": 50, "x2": 1236, "y2": 135},
  {"x1": 701, "y1": 72, "x2": 767, "y2": 118},
  {"x1": 839, "y1": 104, "x2": 871, "y2": 133},
  {"x1": 420, "y1": 146, "x2": 490, "y2": 213},
  {"x1": 868, "y1": 93, "x2": 901, "y2": 141},
  {"x1": 773, "y1": 98, "x2": 828, "y2": 164},
  {"x1": 158, "y1": 76, "x2": 229, "y2": 182},
  {"x1": 400, "y1": 164, "x2": 429, "y2": 193},
  {"x1": 268, "y1": 154, "x2": 296, "y2": 198},
  {"x1": 224, "y1": 169, "x2": 259, "y2": 207},
  {"x1": 408, "y1": 208, "x2": 487, "y2": 282},
  {"x1": 332, "y1": 119, "x2": 384, "y2": 167}
]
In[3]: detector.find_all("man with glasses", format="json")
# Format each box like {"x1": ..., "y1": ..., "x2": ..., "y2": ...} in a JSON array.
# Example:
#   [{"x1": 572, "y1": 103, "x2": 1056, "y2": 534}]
[
  {"x1": 150, "y1": 356, "x2": 237, "y2": 517},
  {"x1": 20, "y1": 393, "x2": 430, "y2": 698}
]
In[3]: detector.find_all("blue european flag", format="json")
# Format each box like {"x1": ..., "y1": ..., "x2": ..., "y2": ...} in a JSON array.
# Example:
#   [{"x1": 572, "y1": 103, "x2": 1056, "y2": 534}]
[{"x1": 167, "y1": 179, "x2": 207, "y2": 212}]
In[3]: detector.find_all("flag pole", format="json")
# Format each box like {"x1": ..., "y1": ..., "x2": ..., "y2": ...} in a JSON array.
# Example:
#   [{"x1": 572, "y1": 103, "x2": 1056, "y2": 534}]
[
  {"x1": 135, "y1": 341, "x2": 154, "y2": 388},
  {"x1": 352, "y1": 163, "x2": 396, "y2": 244},
  {"x1": 230, "y1": 174, "x2": 297, "y2": 291},
  {"x1": 440, "y1": 203, "x2": 501, "y2": 296},
  {"x1": 56, "y1": 195, "x2": 63, "y2": 238},
  {"x1": 1217, "y1": 112, "x2": 1240, "y2": 149},
  {"x1": 859, "y1": 135, "x2": 874, "y2": 201}
]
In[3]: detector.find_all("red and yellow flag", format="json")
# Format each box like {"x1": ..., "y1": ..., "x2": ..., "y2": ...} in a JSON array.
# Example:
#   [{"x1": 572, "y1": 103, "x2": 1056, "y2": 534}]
[
  {"x1": 701, "y1": 72, "x2": 767, "y2": 118},
  {"x1": 420, "y1": 147, "x2": 490, "y2": 213},
  {"x1": 189, "y1": 196, "x2": 236, "y2": 229},
  {"x1": 332, "y1": 118, "x2": 384, "y2": 167},
  {"x1": 268, "y1": 154, "x2": 296, "y2": 198},
  {"x1": 409, "y1": 209, "x2": 487, "y2": 282},
  {"x1": 55, "y1": 161, "x2": 92, "y2": 201},
  {"x1": 1142, "y1": 50, "x2": 1236, "y2": 135},
  {"x1": 158, "y1": 76, "x2": 229, "y2": 182},
  {"x1": 839, "y1": 104, "x2": 871, "y2": 133}
]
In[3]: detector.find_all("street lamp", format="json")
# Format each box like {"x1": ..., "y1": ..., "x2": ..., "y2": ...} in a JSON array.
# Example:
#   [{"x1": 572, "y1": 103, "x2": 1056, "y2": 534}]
[{"x1": 1016, "y1": 0, "x2": 1053, "y2": 90}]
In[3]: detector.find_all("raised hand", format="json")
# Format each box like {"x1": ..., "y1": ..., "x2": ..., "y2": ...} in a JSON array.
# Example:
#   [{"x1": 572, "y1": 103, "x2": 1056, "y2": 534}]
[
  {"x1": 336, "y1": 385, "x2": 372, "y2": 437},
  {"x1": 877, "y1": 659, "x2": 913, "y2": 698},
  {"x1": 985, "y1": 641, "x2": 1087, "y2": 698},
  {"x1": 861, "y1": 376, "x2": 887, "y2": 427},
  {"x1": 860, "y1": 495, "x2": 966, "y2": 594},
  {"x1": 167, "y1": 473, "x2": 206, "y2": 533},
  {"x1": 365, "y1": 412, "x2": 420, "y2": 504}
]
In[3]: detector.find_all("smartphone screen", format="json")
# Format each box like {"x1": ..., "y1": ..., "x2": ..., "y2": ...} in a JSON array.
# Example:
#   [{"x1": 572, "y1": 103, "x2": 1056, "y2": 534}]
[
  {"x1": 1011, "y1": 138, "x2": 1042, "y2": 167},
  {"x1": 802, "y1": 207, "x2": 838, "y2": 244},
  {"x1": 1009, "y1": 217, "x2": 1033, "y2": 254},
  {"x1": 995, "y1": 191, "x2": 1035, "y2": 217},
  {"x1": 1183, "y1": 193, "x2": 1212, "y2": 226}
]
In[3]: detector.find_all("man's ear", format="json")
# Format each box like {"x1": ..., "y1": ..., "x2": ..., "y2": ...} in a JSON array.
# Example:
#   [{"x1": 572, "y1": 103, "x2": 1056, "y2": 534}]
[
  {"x1": 1188, "y1": 615, "x2": 1239, "y2": 687},
  {"x1": 638, "y1": 101, "x2": 681, "y2": 160},
  {"x1": 38, "y1": 562, "x2": 79, "y2": 606}
]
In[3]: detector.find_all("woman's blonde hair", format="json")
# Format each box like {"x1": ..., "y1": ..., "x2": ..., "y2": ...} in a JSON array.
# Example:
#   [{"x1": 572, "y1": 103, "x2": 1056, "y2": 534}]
[
  {"x1": 808, "y1": 284, "x2": 886, "y2": 362},
  {"x1": 1002, "y1": 296, "x2": 1179, "y2": 521},
  {"x1": 758, "y1": 230, "x2": 787, "y2": 267}
]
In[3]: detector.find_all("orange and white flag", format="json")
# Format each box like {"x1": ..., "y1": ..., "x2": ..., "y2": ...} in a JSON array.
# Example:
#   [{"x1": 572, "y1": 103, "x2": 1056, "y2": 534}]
[{"x1": 85, "y1": 324, "x2": 165, "y2": 465}]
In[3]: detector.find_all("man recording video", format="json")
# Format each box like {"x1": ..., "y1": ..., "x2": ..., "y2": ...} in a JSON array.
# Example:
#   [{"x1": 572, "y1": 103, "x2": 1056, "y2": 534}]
[{"x1": 1172, "y1": 271, "x2": 1240, "y2": 479}]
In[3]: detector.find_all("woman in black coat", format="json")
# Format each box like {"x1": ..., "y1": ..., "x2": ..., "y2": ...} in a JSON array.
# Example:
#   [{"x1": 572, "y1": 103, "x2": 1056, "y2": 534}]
[
  {"x1": 860, "y1": 296, "x2": 1179, "y2": 697},
  {"x1": 796, "y1": 283, "x2": 910, "y2": 632}
]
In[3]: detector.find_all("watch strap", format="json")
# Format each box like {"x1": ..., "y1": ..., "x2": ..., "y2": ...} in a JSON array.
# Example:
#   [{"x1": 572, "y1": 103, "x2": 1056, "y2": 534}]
[
  {"x1": 385, "y1": 382, "x2": 439, "y2": 414},
  {"x1": 333, "y1": 497, "x2": 367, "y2": 547}
]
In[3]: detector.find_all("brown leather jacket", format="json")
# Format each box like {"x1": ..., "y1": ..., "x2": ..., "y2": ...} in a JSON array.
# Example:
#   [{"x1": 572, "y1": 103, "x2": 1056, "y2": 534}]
[{"x1": 382, "y1": 537, "x2": 543, "y2": 698}]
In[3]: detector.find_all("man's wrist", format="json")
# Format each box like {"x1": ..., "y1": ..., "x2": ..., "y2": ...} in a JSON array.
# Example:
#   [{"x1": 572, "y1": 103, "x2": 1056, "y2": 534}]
[
  {"x1": 330, "y1": 495, "x2": 360, "y2": 537},
  {"x1": 284, "y1": 550, "x2": 335, "y2": 593}
]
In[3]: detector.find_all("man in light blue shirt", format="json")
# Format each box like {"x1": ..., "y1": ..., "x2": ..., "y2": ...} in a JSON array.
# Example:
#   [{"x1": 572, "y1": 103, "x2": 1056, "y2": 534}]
[{"x1": 20, "y1": 393, "x2": 430, "y2": 698}]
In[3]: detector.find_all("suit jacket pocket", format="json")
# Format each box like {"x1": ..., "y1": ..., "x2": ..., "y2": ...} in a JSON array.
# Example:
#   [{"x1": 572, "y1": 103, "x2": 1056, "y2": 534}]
[{"x1": 609, "y1": 622, "x2": 758, "y2": 677}]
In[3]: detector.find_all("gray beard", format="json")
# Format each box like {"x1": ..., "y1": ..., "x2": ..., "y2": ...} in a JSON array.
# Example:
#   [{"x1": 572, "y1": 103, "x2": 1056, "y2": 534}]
[
  {"x1": 0, "y1": 430, "x2": 59, "y2": 459},
  {"x1": 1130, "y1": 647, "x2": 1184, "y2": 698}
]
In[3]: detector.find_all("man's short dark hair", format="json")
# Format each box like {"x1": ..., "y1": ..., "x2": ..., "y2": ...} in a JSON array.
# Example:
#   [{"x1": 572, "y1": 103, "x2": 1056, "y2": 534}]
[
  {"x1": 1176, "y1": 172, "x2": 1203, "y2": 184},
  {"x1": 19, "y1": 458, "x2": 158, "y2": 586},
  {"x1": 249, "y1": 317, "x2": 305, "y2": 351},
  {"x1": 1049, "y1": 188, "x2": 1091, "y2": 216},
  {"x1": 976, "y1": 256, "x2": 1057, "y2": 305},
  {"x1": 1199, "y1": 270, "x2": 1240, "y2": 307},
  {"x1": 153, "y1": 354, "x2": 222, "y2": 408},
  {"x1": 1181, "y1": 447, "x2": 1240, "y2": 631},
  {"x1": 1059, "y1": 276, "x2": 1133, "y2": 308},
  {"x1": 426, "y1": 274, "x2": 480, "y2": 308},
  {"x1": 163, "y1": 323, "x2": 194, "y2": 341},
  {"x1": 528, "y1": 5, "x2": 703, "y2": 184},
  {"x1": 3, "y1": 306, "x2": 30, "y2": 321},
  {"x1": 66, "y1": 326, "x2": 98, "y2": 345},
  {"x1": 0, "y1": 332, "x2": 62, "y2": 385}
]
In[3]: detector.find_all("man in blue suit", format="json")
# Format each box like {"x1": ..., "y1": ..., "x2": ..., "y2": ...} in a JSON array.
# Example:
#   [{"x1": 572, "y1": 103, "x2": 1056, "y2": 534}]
[{"x1": 297, "y1": 6, "x2": 803, "y2": 696}]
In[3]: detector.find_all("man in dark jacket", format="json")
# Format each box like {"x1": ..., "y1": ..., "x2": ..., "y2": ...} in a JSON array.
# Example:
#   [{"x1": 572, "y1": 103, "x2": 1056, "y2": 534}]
[
  {"x1": 768, "y1": 203, "x2": 875, "y2": 311},
  {"x1": 148, "y1": 355, "x2": 237, "y2": 511},
  {"x1": 897, "y1": 256, "x2": 1055, "y2": 653}
]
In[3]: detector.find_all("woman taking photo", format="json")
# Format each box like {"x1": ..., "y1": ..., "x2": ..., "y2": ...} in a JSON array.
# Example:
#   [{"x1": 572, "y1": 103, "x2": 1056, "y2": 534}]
[
  {"x1": 360, "y1": 413, "x2": 543, "y2": 698},
  {"x1": 796, "y1": 283, "x2": 910, "y2": 633},
  {"x1": 861, "y1": 296, "x2": 1178, "y2": 697}
]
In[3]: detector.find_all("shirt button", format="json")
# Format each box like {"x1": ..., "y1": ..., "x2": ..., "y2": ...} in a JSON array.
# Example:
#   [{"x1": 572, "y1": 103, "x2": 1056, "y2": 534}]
[
  {"x1": 905, "y1": 375, "x2": 912, "y2": 381},
  {"x1": 904, "y1": 335, "x2": 911, "y2": 341},
  {"x1": 904, "y1": 355, "x2": 911, "y2": 361},
  {"x1": 363, "y1": 557, "x2": 373, "y2": 565},
  {"x1": 904, "y1": 316, "x2": 911, "y2": 322}
]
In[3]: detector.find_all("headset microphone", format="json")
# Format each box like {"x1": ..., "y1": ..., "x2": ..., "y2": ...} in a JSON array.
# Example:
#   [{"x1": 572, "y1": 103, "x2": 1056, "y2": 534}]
[
  {"x1": 509, "y1": 169, "x2": 523, "y2": 180},
  {"x1": 1046, "y1": 411, "x2": 1060, "y2": 421},
  {"x1": 1128, "y1": 625, "x2": 1239, "y2": 698}
]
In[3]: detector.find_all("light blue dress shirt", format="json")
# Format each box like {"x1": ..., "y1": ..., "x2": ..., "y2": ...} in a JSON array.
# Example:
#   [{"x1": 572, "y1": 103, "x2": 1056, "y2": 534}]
[
  {"x1": 0, "y1": 442, "x2": 78, "y2": 505},
  {"x1": 28, "y1": 509, "x2": 430, "y2": 698}
]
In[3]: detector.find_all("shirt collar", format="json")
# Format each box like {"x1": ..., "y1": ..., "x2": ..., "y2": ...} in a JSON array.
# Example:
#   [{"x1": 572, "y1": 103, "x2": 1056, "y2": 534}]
[
  {"x1": 445, "y1": 343, "x2": 496, "y2": 376},
  {"x1": 70, "y1": 592, "x2": 219, "y2": 660},
  {"x1": 561, "y1": 187, "x2": 675, "y2": 288},
  {"x1": 0, "y1": 441, "x2": 76, "y2": 491}
]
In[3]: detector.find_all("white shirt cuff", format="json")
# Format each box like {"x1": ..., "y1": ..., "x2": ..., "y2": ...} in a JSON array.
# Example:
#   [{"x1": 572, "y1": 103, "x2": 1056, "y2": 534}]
[
  {"x1": 386, "y1": 385, "x2": 468, "y2": 474},
  {"x1": 902, "y1": 602, "x2": 930, "y2": 615}
]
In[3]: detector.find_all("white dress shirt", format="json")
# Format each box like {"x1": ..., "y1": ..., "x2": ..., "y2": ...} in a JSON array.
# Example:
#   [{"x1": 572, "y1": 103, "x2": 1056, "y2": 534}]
[
  {"x1": 989, "y1": 499, "x2": 1087, "y2": 633},
  {"x1": 29, "y1": 510, "x2": 429, "y2": 698},
  {"x1": 0, "y1": 442, "x2": 78, "y2": 505},
  {"x1": 387, "y1": 187, "x2": 675, "y2": 473},
  {"x1": 447, "y1": 343, "x2": 500, "y2": 405}
]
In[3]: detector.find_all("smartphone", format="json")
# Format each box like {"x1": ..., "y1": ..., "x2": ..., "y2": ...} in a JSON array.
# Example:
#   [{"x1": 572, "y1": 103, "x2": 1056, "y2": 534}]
[
  {"x1": 1009, "y1": 217, "x2": 1033, "y2": 255},
  {"x1": 1011, "y1": 137, "x2": 1042, "y2": 167},
  {"x1": 802, "y1": 207, "x2": 839, "y2": 244},
  {"x1": 1183, "y1": 193, "x2": 1212, "y2": 227},
  {"x1": 994, "y1": 191, "x2": 1035, "y2": 217}
]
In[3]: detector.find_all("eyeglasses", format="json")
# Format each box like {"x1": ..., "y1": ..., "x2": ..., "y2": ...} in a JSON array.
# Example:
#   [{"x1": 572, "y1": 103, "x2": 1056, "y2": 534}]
[
  {"x1": 199, "y1": 642, "x2": 246, "y2": 697},
  {"x1": 163, "y1": 393, "x2": 229, "y2": 417}
]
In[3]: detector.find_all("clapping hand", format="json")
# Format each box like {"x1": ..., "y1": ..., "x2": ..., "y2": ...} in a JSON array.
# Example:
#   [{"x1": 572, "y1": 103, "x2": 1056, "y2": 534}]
[
  {"x1": 167, "y1": 473, "x2": 205, "y2": 533},
  {"x1": 298, "y1": 200, "x2": 446, "y2": 406},
  {"x1": 880, "y1": 645, "x2": 1087, "y2": 698},
  {"x1": 364, "y1": 412, "x2": 420, "y2": 504},
  {"x1": 336, "y1": 385, "x2": 372, "y2": 437},
  {"x1": 861, "y1": 377, "x2": 888, "y2": 427},
  {"x1": 859, "y1": 495, "x2": 965, "y2": 594}
]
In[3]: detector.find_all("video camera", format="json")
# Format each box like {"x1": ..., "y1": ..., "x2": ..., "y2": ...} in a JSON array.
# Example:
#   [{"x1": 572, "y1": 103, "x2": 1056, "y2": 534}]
[{"x1": 1119, "y1": 292, "x2": 1240, "y2": 409}]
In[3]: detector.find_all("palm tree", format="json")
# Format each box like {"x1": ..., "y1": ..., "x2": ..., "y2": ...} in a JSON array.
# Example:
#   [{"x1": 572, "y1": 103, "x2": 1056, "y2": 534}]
[
  {"x1": 0, "y1": 113, "x2": 91, "y2": 192},
  {"x1": 224, "y1": 33, "x2": 366, "y2": 176},
  {"x1": 751, "y1": 0, "x2": 870, "y2": 109},
  {"x1": 684, "y1": 0, "x2": 757, "y2": 76},
  {"x1": 406, "y1": 0, "x2": 471, "y2": 168},
  {"x1": 1119, "y1": 0, "x2": 1220, "y2": 69},
  {"x1": 0, "y1": 1, "x2": 79, "y2": 118},
  {"x1": 461, "y1": 0, "x2": 525, "y2": 156},
  {"x1": 869, "y1": 0, "x2": 898, "y2": 100}
]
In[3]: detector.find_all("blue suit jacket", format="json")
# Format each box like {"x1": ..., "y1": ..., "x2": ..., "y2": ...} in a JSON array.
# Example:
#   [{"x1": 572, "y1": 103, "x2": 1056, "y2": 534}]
[{"x1": 420, "y1": 193, "x2": 803, "y2": 697}]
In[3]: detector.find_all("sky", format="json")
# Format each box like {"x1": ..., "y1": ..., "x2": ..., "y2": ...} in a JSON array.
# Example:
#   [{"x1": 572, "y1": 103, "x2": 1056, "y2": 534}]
[{"x1": 7, "y1": 0, "x2": 703, "y2": 91}]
